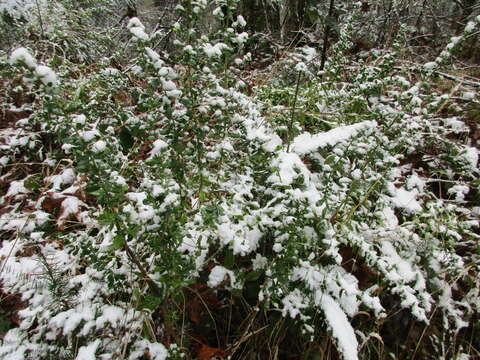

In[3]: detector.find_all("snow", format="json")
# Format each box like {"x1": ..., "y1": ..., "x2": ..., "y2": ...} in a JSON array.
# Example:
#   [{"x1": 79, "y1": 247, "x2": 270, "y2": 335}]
[
  {"x1": 127, "y1": 18, "x2": 149, "y2": 41},
  {"x1": 75, "y1": 340, "x2": 100, "y2": 360},
  {"x1": 423, "y1": 62, "x2": 436, "y2": 70},
  {"x1": 127, "y1": 17, "x2": 144, "y2": 30},
  {"x1": 320, "y1": 294, "x2": 359, "y2": 360},
  {"x1": 272, "y1": 243, "x2": 283, "y2": 253},
  {"x1": 462, "y1": 147, "x2": 478, "y2": 169},
  {"x1": 217, "y1": 220, "x2": 262, "y2": 255},
  {"x1": 161, "y1": 79, "x2": 177, "y2": 91},
  {"x1": 212, "y1": 6, "x2": 223, "y2": 16},
  {"x1": 203, "y1": 43, "x2": 229, "y2": 57},
  {"x1": 252, "y1": 254, "x2": 268, "y2": 270},
  {"x1": 281, "y1": 289, "x2": 309, "y2": 319},
  {"x1": 166, "y1": 89, "x2": 182, "y2": 98},
  {"x1": 234, "y1": 32, "x2": 248, "y2": 44},
  {"x1": 128, "y1": 340, "x2": 168, "y2": 360},
  {"x1": 81, "y1": 129, "x2": 100, "y2": 142},
  {"x1": 145, "y1": 47, "x2": 162, "y2": 63},
  {"x1": 147, "y1": 342, "x2": 168, "y2": 359},
  {"x1": 267, "y1": 151, "x2": 311, "y2": 186},
  {"x1": 73, "y1": 114, "x2": 87, "y2": 125},
  {"x1": 462, "y1": 91, "x2": 475, "y2": 100},
  {"x1": 465, "y1": 21, "x2": 476, "y2": 33},
  {"x1": 95, "y1": 305, "x2": 128, "y2": 328},
  {"x1": 10, "y1": 47, "x2": 37, "y2": 69},
  {"x1": 101, "y1": 67, "x2": 120, "y2": 76},
  {"x1": 235, "y1": 15, "x2": 247, "y2": 27},
  {"x1": 46, "y1": 168, "x2": 76, "y2": 190},
  {"x1": 207, "y1": 265, "x2": 238, "y2": 288},
  {"x1": 380, "y1": 241, "x2": 416, "y2": 283},
  {"x1": 5, "y1": 180, "x2": 30, "y2": 199},
  {"x1": 57, "y1": 196, "x2": 86, "y2": 227},
  {"x1": 291, "y1": 121, "x2": 376, "y2": 155},
  {"x1": 148, "y1": 139, "x2": 168, "y2": 159},
  {"x1": 448, "y1": 184, "x2": 469, "y2": 201},
  {"x1": 444, "y1": 117, "x2": 468, "y2": 132},
  {"x1": 129, "y1": 26, "x2": 149, "y2": 41},
  {"x1": 381, "y1": 207, "x2": 398, "y2": 228},
  {"x1": 34, "y1": 65, "x2": 58, "y2": 86},
  {"x1": 92, "y1": 140, "x2": 107, "y2": 152},
  {"x1": 388, "y1": 185, "x2": 422, "y2": 213}
]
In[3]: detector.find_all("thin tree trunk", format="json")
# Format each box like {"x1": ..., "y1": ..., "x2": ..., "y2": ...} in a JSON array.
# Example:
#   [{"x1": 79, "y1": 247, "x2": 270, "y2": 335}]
[{"x1": 320, "y1": 0, "x2": 336, "y2": 71}]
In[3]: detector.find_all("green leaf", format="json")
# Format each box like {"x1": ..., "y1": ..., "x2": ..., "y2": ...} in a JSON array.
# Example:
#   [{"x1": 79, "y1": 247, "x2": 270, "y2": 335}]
[
  {"x1": 109, "y1": 235, "x2": 126, "y2": 251},
  {"x1": 138, "y1": 293, "x2": 162, "y2": 311},
  {"x1": 0, "y1": 317, "x2": 12, "y2": 333},
  {"x1": 324, "y1": 154, "x2": 336, "y2": 165},
  {"x1": 97, "y1": 210, "x2": 116, "y2": 226},
  {"x1": 86, "y1": 183, "x2": 101, "y2": 196},
  {"x1": 245, "y1": 269, "x2": 263, "y2": 282},
  {"x1": 119, "y1": 127, "x2": 134, "y2": 152},
  {"x1": 224, "y1": 249, "x2": 235, "y2": 268},
  {"x1": 24, "y1": 175, "x2": 42, "y2": 190}
]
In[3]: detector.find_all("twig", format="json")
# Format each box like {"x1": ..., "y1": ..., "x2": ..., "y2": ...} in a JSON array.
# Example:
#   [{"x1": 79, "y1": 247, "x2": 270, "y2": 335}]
[
  {"x1": 34, "y1": 0, "x2": 45, "y2": 38},
  {"x1": 124, "y1": 241, "x2": 162, "y2": 296},
  {"x1": 287, "y1": 71, "x2": 302, "y2": 152},
  {"x1": 394, "y1": 65, "x2": 480, "y2": 88}
]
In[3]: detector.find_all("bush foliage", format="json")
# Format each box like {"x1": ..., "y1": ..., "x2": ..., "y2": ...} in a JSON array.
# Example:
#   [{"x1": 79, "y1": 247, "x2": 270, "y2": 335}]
[{"x1": 0, "y1": 1, "x2": 479, "y2": 359}]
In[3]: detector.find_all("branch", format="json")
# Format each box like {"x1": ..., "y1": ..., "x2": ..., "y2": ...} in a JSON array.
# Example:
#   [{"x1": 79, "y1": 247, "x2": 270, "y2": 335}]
[{"x1": 394, "y1": 66, "x2": 480, "y2": 88}]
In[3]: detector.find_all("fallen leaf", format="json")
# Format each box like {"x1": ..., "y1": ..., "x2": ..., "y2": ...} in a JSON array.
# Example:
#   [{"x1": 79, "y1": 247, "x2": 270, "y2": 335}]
[{"x1": 197, "y1": 344, "x2": 224, "y2": 360}]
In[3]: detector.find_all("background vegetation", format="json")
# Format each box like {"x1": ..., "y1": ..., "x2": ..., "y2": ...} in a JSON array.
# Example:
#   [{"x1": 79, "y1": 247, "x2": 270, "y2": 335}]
[{"x1": 0, "y1": 0, "x2": 479, "y2": 359}]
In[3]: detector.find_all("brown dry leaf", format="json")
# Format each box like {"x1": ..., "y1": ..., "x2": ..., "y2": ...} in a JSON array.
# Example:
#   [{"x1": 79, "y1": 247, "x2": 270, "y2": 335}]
[
  {"x1": 57, "y1": 196, "x2": 87, "y2": 231},
  {"x1": 41, "y1": 192, "x2": 66, "y2": 213},
  {"x1": 133, "y1": 140, "x2": 153, "y2": 161},
  {"x1": 40, "y1": 192, "x2": 88, "y2": 230},
  {"x1": 186, "y1": 283, "x2": 222, "y2": 324},
  {"x1": 197, "y1": 344, "x2": 224, "y2": 360},
  {"x1": 188, "y1": 299, "x2": 203, "y2": 323},
  {"x1": 0, "y1": 289, "x2": 27, "y2": 338},
  {"x1": 339, "y1": 246, "x2": 377, "y2": 290}
]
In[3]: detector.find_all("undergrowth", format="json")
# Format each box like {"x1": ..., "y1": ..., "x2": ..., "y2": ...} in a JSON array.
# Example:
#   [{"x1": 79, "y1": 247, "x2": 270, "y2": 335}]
[{"x1": 0, "y1": 1, "x2": 479, "y2": 359}]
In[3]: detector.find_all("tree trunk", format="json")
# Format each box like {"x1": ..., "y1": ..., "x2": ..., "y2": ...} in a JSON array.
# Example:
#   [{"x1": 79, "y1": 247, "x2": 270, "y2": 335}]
[{"x1": 320, "y1": 0, "x2": 335, "y2": 71}]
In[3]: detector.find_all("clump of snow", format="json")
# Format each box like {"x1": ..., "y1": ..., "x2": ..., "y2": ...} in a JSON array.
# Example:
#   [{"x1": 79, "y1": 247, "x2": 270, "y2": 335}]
[
  {"x1": 281, "y1": 289, "x2": 309, "y2": 319},
  {"x1": 380, "y1": 241, "x2": 416, "y2": 283},
  {"x1": 462, "y1": 91, "x2": 475, "y2": 100},
  {"x1": 129, "y1": 340, "x2": 168, "y2": 360},
  {"x1": 462, "y1": 147, "x2": 478, "y2": 169},
  {"x1": 234, "y1": 15, "x2": 247, "y2": 27},
  {"x1": 148, "y1": 139, "x2": 168, "y2": 159},
  {"x1": 203, "y1": 43, "x2": 229, "y2": 57},
  {"x1": 233, "y1": 32, "x2": 249, "y2": 44},
  {"x1": 75, "y1": 339, "x2": 100, "y2": 360},
  {"x1": 464, "y1": 21, "x2": 476, "y2": 33},
  {"x1": 101, "y1": 67, "x2": 120, "y2": 76},
  {"x1": 10, "y1": 47, "x2": 37, "y2": 69},
  {"x1": 92, "y1": 140, "x2": 107, "y2": 152},
  {"x1": 73, "y1": 114, "x2": 87, "y2": 125},
  {"x1": 320, "y1": 294, "x2": 359, "y2": 360},
  {"x1": 423, "y1": 62, "x2": 437, "y2": 70},
  {"x1": 267, "y1": 151, "x2": 311, "y2": 186},
  {"x1": 145, "y1": 47, "x2": 164, "y2": 69},
  {"x1": 34, "y1": 65, "x2": 58, "y2": 86},
  {"x1": 207, "y1": 265, "x2": 239, "y2": 288},
  {"x1": 448, "y1": 184, "x2": 469, "y2": 202},
  {"x1": 252, "y1": 254, "x2": 268, "y2": 270},
  {"x1": 46, "y1": 168, "x2": 76, "y2": 190},
  {"x1": 292, "y1": 121, "x2": 376, "y2": 155},
  {"x1": 127, "y1": 17, "x2": 149, "y2": 41},
  {"x1": 5, "y1": 180, "x2": 30, "y2": 200},
  {"x1": 388, "y1": 184, "x2": 422, "y2": 213}
]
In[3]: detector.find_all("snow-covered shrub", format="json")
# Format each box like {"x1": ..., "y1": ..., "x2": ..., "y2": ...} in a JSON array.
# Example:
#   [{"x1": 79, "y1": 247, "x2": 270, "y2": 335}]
[{"x1": 0, "y1": 1, "x2": 479, "y2": 360}]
